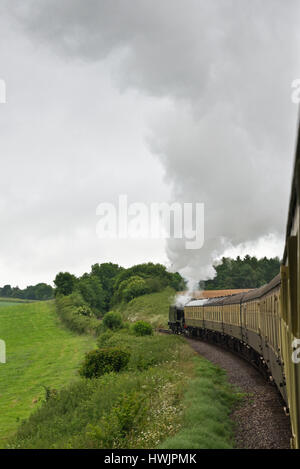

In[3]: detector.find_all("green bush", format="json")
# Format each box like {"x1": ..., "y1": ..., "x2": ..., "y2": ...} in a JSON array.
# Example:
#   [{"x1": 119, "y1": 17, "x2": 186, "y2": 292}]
[
  {"x1": 132, "y1": 321, "x2": 153, "y2": 336},
  {"x1": 97, "y1": 330, "x2": 114, "y2": 347},
  {"x1": 80, "y1": 348, "x2": 130, "y2": 379},
  {"x1": 111, "y1": 276, "x2": 150, "y2": 304},
  {"x1": 102, "y1": 311, "x2": 123, "y2": 330}
]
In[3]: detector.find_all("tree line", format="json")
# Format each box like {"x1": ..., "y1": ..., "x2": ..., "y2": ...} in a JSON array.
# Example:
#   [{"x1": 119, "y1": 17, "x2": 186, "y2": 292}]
[
  {"x1": 54, "y1": 262, "x2": 186, "y2": 318},
  {"x1": 1, "y1": 255, "x2": 280, "y2": 306},
  {"x1": 0, "y1": 283, "x2": 54, "y2": 301},
  {"x1": 202, "y1": 255, "x2": 281, "y2": 290}
]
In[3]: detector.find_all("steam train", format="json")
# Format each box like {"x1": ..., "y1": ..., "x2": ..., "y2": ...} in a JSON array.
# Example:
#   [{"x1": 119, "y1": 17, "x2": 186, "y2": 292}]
[{"x1": 169, "y1": 120, "x2": 300, "y2": 448}]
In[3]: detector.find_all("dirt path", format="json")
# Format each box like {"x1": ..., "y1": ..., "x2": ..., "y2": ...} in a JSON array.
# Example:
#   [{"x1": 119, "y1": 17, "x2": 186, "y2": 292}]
[{"x1": 186, "y1": 337, "x2": 292, "y2": 449}]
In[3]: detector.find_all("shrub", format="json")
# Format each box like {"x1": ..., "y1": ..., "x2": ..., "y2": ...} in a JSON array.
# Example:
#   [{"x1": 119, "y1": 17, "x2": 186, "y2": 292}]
[
  {"x1": 102, "y1": 311, "x2": 123, "y2": 330},
  {"x1": 80, "y1": 348, "x2": 130, "y2": 379},
  {"x1": 97, "y1": 330, "x2": 114, "y2": 347},
  {"x1": 132, "y1": 321, "x2": 153, "y2": 336},
  {"x1": 120, "y1": 276, "x2": 150, "y2": 302}
]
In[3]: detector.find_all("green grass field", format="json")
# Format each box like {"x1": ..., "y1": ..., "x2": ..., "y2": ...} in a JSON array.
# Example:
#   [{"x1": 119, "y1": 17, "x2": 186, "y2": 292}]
[
  {"x1": 0, "y1": 301, "x2": 96, "y2": 447},
  {"x1": 0, "y1": 298, "x2": 35, "y2": 308}
]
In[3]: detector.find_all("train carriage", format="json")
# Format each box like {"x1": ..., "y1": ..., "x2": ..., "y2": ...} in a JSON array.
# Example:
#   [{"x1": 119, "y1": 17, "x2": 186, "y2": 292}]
[
  {"x1": 222, "y1": 293, "x2": 244, "y2": 340},
  {"x1": 185, "y1": 299, "x2": 207, "y2": 329},
  {"x1": 280, "y1": 120, "x2": 300, "y2": 448},
  {"x1": 242, "y1": 286, "x2": 264, "y2": 350},
  {"x1": 203, "y1": 297, "x2": 224, "y2": 333}
]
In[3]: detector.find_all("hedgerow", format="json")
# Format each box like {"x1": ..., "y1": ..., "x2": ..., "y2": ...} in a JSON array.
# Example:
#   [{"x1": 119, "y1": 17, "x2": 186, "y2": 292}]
[{"x1": 55, "y1": 293, "x2": 100, "y2": 335}]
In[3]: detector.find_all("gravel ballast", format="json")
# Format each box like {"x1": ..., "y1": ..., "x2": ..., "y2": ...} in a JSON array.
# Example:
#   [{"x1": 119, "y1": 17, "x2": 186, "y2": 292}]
[{"x1": 186, "y1": 337, "x2": 292, "y2": 449}]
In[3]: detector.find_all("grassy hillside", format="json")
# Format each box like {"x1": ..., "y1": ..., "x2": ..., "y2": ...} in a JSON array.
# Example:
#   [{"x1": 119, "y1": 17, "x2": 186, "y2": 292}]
[
  {"x1": 10, "y1": 333, "x2": 192, "y2": 448},
  {"x1": 119, "y1": 287, "x2": 175, "y2": 328},
  {"x1": 8, "y1": 288, "x2": 241, "y2": 449},
  {"x1": 3, "y1": 288, "x2": 240, "y2": 449},
  {"x1": 10, "y1": 330, "x2": 240, "y2": 449},
  {"x1": 0, "y1": 301, "x2": 96, "y2": 447}
]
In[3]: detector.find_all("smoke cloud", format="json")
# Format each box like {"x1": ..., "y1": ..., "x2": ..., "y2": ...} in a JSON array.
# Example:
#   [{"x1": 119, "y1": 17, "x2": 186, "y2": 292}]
[{"x1": 4, "y1": 0, "x2": 300, "y2": 283}]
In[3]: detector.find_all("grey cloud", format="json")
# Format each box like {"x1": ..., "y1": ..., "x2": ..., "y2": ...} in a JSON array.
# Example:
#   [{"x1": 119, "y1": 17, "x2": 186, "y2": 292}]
[{"x1": 3, "y1": 0, "x2": 300, "y2": 283}]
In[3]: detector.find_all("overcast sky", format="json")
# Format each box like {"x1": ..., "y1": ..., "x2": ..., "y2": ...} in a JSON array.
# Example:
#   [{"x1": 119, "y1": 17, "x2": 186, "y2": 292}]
[{"x1": 0, "y1": 1, "x2": 299, "y2": 288}]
